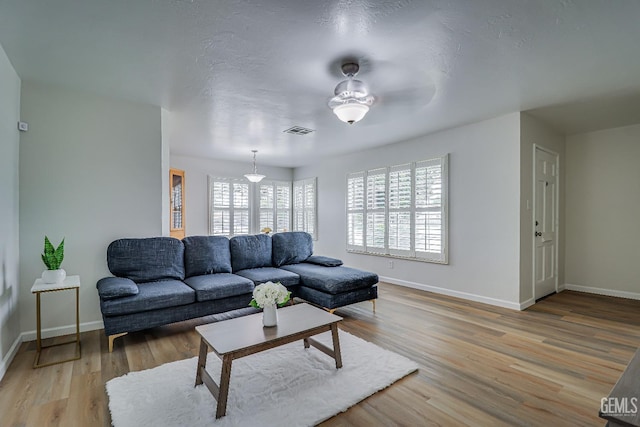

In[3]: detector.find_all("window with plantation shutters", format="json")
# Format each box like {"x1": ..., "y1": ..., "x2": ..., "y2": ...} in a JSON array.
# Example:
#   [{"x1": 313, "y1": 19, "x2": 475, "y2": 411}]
[
  {"x1": 388, "y1": 164, "x2": 412, "y2": 256},
  {"x1": 292, "y1": 177, "x2": 317, "y2": 240},
  {"x1": 209, "y1": 176, "x2": 251, "y2": 236},
  {"x1": 209, "y1": 175, "x2": 317, "y2": 238},
  {"x1": 346, "y1": 172, "x2": 364, "y2": 250},
  {"x1": 366, "y1": 168, "x2": 386, "y2": 253},
  {"x1": 415, "y1": 158, "x2": 445, "y2": 261},
  {"x1": 345, "y1": 155, "x2": 448, "y2": 264},
  {"x1": 259, "y1": 180, "x2": 291, "y2": 233}
]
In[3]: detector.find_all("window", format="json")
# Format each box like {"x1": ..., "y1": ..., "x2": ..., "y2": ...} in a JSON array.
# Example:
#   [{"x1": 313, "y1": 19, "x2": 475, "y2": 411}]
[
  {"x1": 209, "y1": 177, "x2": 251, "y2": 236},
  {"x1": 293, "y1": 177, "x2": 317, "y2": 240},
  {"x1": 259, "y1": 181, "x2": 291, "y2": 233},
  {"x1": 209, "y1": 176, "x2": 315, "y2": 237},
  {"x1": 366, "y1": 168, "x2": 386, "y2": 253},
  {"x1": 346, "y1": 155, "x2": 448, "y2": 263}
]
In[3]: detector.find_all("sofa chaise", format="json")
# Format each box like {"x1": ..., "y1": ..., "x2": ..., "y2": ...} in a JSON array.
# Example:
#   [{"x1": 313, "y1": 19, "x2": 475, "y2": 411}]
[{"x1": 97, "y1": 232, "x2": 378, "y2": 351}]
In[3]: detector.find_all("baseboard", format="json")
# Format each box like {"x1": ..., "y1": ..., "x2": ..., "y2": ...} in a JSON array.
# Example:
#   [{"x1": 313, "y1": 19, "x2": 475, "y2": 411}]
[
  {"x1": 519, "y1": 298, "x2": 535, "y2": 310},
  {"x1": 0, "y1": 334, "x2": 22, "y2": 383},
  {"x1": 378, "y1": 276, "x2": 522, "y2": 310},
  {"x1": 564, "y1": 284, "x2": 640, "y2": 300},
  {"x1": 20, "y1": 320, "x2": 104, "y2": 343}
]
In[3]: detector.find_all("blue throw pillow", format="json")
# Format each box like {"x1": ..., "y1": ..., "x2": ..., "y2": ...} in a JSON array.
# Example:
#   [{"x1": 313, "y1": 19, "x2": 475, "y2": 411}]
[
  {"x1": 96, "y1": 277, "x2": 139, "y2": 300},
  {"x1": 305, "y1": 255, "x2": 343, "y2": 267},
  {"x1": 107, "y1": 237, "x2": 185, "y2": 282},
  {"x1": 272, "y1": 232, "x2": 313, "y2": 267},
  {"x1": 183, "y1": 236, "x2": 232, "y2": 277},
  {"x1": 230, "y1": 234, "x2": 273, "y2": 272}
]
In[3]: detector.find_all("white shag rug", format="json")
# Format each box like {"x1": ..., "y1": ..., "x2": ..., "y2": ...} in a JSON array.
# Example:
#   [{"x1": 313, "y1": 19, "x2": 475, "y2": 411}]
[{"x1": 106, "y1": 330, "x2": 418, "y2": 427}]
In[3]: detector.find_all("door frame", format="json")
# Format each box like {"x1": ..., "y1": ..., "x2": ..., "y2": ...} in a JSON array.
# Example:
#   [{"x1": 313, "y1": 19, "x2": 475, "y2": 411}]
[{"x1": 532, "y1": 144, "x2": 560, "y2": 301}]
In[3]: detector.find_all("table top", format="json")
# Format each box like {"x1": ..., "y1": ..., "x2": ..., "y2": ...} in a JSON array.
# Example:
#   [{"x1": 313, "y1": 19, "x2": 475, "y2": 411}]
[
  {"x1": 196, "y1": 303, "x2": 342, "y2": 355},
  {"x1": 31, "y1": 275, "x2": 80, "y2": 293}
]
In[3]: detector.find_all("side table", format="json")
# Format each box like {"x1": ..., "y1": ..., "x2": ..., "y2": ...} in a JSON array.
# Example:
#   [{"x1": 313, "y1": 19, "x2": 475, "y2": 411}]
[{"x1": 31, "y1": 275, "x2": 81, "y2": 368}]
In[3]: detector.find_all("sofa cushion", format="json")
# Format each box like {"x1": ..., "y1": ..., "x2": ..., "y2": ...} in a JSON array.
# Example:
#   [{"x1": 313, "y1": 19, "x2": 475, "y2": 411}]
[
  {"x1": 297, "y1": 284, "x2": 378, "y2": 310},
  {"x1": 100, "y1": 279, "x2": 195, "y2": 316},
  {"x1": 183, "y1": 236, "x2": 232, "y2": 277},
  {"x1": 271, "y1": 232, "x2": 313, "y2": 267},
  {"x1": 230, "y1": 234, "x2": 272, "y2": 272},
  {"x1": 107, "y1": 237, "x2": 185, "y2": 282},
  {"x1": 183, "y1": 273, "x2": 254, "y2": 302},
  {"x1": 235, "y1": 267, "x2": 300, "y2": 288},
  {"x1": 305, "y1": 255, "x2": 343, "y2": 267},
  {"x1": 96, "y1": 277, "x2": 139, "y2": 300},
  {"x1": 279, "y1": 263, "x2": 378, "y2": 295}
]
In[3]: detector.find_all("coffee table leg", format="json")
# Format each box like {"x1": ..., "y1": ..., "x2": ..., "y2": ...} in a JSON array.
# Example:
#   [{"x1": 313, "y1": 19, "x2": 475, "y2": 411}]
[
  {"x1": 216, "y1": 355, "x2": 233, "y2": 419},
  {"x1": 195, "y1": 338, "x2": 208, "y2": 386},
  {"x1": 330, "y1": 324, "x2": 342, "y2": 369}
]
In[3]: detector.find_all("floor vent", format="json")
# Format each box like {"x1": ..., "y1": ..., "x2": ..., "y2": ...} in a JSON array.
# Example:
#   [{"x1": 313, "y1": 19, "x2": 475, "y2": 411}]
[{"x1": 283, "y1": 126, "x2": 315, "y2": 135}]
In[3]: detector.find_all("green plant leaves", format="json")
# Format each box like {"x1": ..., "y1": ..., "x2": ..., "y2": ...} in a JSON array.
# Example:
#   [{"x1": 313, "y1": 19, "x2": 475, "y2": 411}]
[{"x1": 42, "y1": 236, "x2": 64, "y2": 270}]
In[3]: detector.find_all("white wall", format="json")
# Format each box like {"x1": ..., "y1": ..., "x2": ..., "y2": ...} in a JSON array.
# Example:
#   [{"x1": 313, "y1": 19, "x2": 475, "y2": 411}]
[
  {"x1": 19, "y1": 82, "x2": 163, "y2": 338},
  {"x1": 161, "y1": 108, "x2": 171, "y2": 236},
  {"x1": 170, "y1": 154, "x2": 293, "y2": 236},
  {"x1": 0, "y1": 42, "x2": 21, "y2": 377},
  {"x1": 519, "y1": 114, "x2": 566, "y2": 305},
  {"x1": 565, "y1": 124, "x2": 640, "y2": 297},
  {"x1": 294, "y1": 113, "x2": 522, "y2": 308}
]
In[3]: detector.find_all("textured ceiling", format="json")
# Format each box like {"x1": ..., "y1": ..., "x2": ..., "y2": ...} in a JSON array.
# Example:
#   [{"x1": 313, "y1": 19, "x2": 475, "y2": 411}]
[{"x1": 1, "y1": 1, "x2": 640, "y2": 167}]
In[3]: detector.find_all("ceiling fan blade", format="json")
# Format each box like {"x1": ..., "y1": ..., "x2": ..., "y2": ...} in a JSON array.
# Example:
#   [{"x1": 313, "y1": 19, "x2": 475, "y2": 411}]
[{"x1": 375, "y1": 84, "x2": 437, "y2": 109}]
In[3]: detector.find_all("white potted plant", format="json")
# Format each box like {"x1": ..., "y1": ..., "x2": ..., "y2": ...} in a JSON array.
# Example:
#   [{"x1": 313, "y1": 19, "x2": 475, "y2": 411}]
[{"x1": 41, "y1": 236, "x2": 66, "y2": 284}]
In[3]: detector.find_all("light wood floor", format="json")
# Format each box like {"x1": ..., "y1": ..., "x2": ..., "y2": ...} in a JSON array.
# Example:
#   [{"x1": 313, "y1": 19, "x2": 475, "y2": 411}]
[{"x1": 2, "y1": 283, "x2": 639, "y2": 426}]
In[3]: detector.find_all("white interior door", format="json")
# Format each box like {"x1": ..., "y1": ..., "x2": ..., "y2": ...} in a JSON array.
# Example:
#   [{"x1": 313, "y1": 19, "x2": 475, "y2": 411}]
[{"x1": 534, "y1": 147, "x2": 558, "y2": 300}]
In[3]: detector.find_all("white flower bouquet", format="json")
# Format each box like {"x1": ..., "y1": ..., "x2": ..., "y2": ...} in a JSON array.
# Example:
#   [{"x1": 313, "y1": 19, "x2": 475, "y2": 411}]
[{"x1": 250, "y1": 281, "x2": 291, "y2": 308}]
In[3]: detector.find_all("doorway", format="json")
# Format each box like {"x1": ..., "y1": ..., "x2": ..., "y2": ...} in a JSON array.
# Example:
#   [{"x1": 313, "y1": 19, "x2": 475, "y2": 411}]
[{"x1": 533, "y1": 145, "x2": 559, "y2": 300}]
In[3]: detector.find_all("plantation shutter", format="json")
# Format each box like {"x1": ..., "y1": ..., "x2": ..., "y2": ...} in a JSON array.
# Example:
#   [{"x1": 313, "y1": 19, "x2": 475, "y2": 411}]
[
  {"x1": 232, "y1": 181, "x2": 250, "y2": 235},
  {"x1": 209, "y1": 176, "x2": 250, "y2": 236},
  {"x1": 292, "y1": 178, "x2": 317, "y2": 239},
  {"x1": 414, "y1": 156, "x2": 448, "y2": 262},
  {"x1": 345, "y1": 154, "x2": 448, "y2": 264},
  {"x1": 276, "y1": 182, "x2": 291, "y2": 233},
  {"x1": 209, "y1": 178, "x2": 230, "y2": 235},
  {"x1": 259, "y1": 183, "x2": 274, "y2": 232},
  {"x1": 366, "y1": 168, "x2": 387, "y2": 253},
  {"x1": 259, "y1": 181, "x2": 291, "y2": 233},
  {"x1": 388, "y1": 163, "x2": 413, "y2": 256},
  {"x1": 346, "y1": 172, "x2": 365, "y2": 251}
]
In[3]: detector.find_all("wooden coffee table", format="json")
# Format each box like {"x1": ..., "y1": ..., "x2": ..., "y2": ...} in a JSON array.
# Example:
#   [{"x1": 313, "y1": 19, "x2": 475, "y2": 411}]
[{"x1": 194, "y1": 303, "x2": 343, "y2": 419}]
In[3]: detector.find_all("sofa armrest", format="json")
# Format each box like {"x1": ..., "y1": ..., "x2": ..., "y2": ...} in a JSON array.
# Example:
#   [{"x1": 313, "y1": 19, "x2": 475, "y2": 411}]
[
  {"x1": 97, "y1": 277, "x2": 139, "y2": 300},
  {"x1": 304, "y1": 255, "x2": 344, "y2": 267}
]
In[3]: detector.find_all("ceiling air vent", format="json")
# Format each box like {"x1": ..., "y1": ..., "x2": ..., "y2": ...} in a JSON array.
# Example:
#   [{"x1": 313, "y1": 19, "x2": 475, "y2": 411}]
[{"x1": 283, "y1": 126, "x2": 315, "y2": 135}]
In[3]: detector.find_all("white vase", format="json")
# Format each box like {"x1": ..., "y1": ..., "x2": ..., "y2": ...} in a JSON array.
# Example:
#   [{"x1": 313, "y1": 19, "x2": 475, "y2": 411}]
[
  {"x1": 262, "y1": 304, "x2": 278, "y2": 327},
  {"x1": 42, "y1": 269, "x2": 66, "y2": 284}
]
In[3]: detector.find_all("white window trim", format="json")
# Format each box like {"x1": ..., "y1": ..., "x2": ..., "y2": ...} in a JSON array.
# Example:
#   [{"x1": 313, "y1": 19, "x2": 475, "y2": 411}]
[{"x1": 346, "y1": 154, "x2": 449, "y2": 264}]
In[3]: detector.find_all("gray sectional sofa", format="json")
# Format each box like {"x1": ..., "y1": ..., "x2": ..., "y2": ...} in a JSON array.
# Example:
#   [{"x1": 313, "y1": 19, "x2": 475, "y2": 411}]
[{"x1": 97, "y1": 232, "x2": 378, "y2": 351}]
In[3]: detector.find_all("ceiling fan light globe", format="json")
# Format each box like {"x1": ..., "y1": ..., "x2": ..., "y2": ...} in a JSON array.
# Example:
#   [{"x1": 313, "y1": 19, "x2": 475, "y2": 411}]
[
  {"x1": 333, "y1": 103, "x2": 369, "y2": 124},
  {"x1": 244, "y1": 173, "x2": 265, "y2": 183}
]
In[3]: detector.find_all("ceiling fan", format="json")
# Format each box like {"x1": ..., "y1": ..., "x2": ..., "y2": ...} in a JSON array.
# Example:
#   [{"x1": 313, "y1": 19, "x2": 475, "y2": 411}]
[
  {"x1": 326, "y1": 57, "x2": 436, "y2": 125},
  {"x1": 328, "y1": 62, "x2": 375, "y2": 124}
]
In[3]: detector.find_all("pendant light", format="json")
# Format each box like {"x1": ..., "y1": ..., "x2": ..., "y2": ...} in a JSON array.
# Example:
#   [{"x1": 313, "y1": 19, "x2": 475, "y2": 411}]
[{"x1": 244, "y1": 150, "x2": 265, "y2": 183}]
